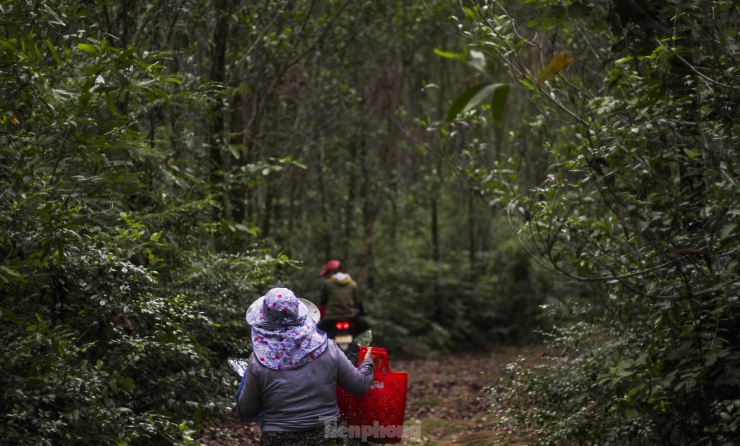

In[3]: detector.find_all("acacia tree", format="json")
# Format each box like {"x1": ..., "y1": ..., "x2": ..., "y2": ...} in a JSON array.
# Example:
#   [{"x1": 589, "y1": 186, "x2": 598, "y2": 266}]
[{"x1": 445, "y1": 0, "x2": 740, "y2": 444}]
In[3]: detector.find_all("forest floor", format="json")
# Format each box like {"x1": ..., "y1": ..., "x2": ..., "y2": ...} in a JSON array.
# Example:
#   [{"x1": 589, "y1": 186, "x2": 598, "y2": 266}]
[{"x1": 199, "y1": 345, "x2": 548, "y2": 445}]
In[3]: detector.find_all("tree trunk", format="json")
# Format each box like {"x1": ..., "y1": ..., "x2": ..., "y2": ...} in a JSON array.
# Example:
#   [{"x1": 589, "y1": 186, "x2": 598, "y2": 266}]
[
  {"x1": 468, "y1": 188, "x2": 476, "y2": 267},
  {"x1": 230, "y1": 92, "x2": 245, "y2": 222},
  {"x1": 209, "y1": 0, "x2": 230, "y2": 220}
]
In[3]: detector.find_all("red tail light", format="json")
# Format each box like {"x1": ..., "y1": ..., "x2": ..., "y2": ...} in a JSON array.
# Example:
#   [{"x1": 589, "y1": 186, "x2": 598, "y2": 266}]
[{"x1": 335, "y1": 321, "x2": 350, "y2": 330}]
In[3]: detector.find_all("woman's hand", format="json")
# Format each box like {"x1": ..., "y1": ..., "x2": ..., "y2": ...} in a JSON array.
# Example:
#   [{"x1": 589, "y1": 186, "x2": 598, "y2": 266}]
[{"x1": 364, "y1": 347, "x2": 375, "y2": 362}]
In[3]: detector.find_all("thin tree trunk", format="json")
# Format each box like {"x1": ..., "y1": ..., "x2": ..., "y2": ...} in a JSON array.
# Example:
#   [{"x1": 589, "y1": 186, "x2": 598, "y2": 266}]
[
  {"x1": 468, "y1": 188, "x2": 476, "y2": 268},
  {"x1": 317, "y1": 140, "x2": 332, "y2": 260},
  {"x1": 231, "y1": 92, "x2": 245, "y2": 222},
  {"x1": 343, "y1": 138, "x2": 358, "y2": 262},
  {"x1": 431, "y1": 40, "x2": 448, "y2": 320},
  {"x1": 431, "y1": 195, "x2": 439, "y2": 263},
  {"x1": 209, "y1": 0, "x2": 230, "y2": 220}
]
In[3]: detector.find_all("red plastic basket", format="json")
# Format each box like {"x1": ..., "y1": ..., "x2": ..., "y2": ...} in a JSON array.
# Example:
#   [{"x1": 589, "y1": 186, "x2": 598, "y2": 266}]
[{"x1": 336, "y1": 347, "x2": 408, "y2": 444}]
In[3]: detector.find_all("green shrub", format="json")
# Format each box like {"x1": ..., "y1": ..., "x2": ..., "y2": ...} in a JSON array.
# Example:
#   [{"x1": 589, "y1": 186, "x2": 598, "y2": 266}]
[{"x1": 0, "y1": 2, "x2": 283, "y2": 443}]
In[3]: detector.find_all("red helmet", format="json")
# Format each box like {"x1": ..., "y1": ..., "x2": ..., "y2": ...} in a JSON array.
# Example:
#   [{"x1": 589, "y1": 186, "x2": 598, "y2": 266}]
[{"x1": 320, "y1": 260, "x2": 341, "y2": 276}]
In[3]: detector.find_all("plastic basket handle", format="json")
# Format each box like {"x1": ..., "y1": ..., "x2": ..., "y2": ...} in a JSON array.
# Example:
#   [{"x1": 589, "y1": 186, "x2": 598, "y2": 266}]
[{"x1": 359, "y1": 346, "x2": 390, "y2": 375}]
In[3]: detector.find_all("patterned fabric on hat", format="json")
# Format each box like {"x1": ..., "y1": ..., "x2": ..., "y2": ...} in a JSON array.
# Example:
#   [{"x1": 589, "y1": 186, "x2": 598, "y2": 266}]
[{"x1": 246, "y1": 288, "x2": 328, "y2": 370}]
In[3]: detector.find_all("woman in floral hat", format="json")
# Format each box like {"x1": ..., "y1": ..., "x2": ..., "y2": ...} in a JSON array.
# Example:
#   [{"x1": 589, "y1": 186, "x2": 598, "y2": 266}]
[{"x1": 236, "y1": 287, "x2": 375, "y2": 445}]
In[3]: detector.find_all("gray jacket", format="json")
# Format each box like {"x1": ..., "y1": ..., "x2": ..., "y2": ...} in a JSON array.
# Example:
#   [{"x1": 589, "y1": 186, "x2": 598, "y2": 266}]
[{"x1": 237, "y1": 340, "x2": 374, "y2": 431}]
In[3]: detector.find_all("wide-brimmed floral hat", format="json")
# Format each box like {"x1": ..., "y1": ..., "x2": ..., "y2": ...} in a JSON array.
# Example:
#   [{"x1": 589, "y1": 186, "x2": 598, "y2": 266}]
[{"x1": 246, "y1": 288, "x2": 327, "y2": 370}]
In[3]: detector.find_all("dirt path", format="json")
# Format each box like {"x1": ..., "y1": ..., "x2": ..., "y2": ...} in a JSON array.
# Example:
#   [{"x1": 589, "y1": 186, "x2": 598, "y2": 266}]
[{"x1": 199, "y1": 345, "x2": 544, "y2": 445}]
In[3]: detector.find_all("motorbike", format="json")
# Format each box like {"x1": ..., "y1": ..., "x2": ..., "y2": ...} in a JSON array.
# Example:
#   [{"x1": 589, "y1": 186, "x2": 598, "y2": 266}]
[
  {"x1": 316, "y1": 312, "x2": 372, "y2": 365},
  {"x1": 332, "y1": 319, "x2": 355, "y2": 352}
]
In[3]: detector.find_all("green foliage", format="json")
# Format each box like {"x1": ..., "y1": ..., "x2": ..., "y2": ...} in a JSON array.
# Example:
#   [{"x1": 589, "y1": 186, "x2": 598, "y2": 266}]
[
  {"x1": 448, "y1": 0, "x2": 740, "y2": 444},
  {"x1": 0, "y1": 1, "x2": 282, "y2": 444},
  {"x1": 492, "y1": 323, "x2": 661, "y2": 445},
  {"x1": 358, "y1": 224, "x2": 558, "y2": 354},
  {"x1": 445, "y1": 82, "x2": 510, "y2": 126},
  {"x1": 437, "y1": 45, "x2": 511, "y2": 134}
]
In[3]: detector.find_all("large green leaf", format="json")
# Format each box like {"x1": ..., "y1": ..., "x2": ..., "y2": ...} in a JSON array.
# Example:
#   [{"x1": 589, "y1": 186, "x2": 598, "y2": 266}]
[
  {"x1": 433, "y1": 48, "x2": 467, "y2": 62},
  {"x1": 445, "y1": 82, "x2": 509, "y2": 123},
  {"x1": 491, "y1": 83, "x2": 510, "y2": 128}
]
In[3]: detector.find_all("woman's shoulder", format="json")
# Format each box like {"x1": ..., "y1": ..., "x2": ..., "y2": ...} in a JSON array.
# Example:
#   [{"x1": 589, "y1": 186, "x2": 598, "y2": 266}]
[
  {"x1": 318, "y1": 339, "x2": 345, "y2": 365},
  {"x1": 247, "y1": 351, "x2": 266, "y2": 371},
  {"x1": 326, "y1": 338, "x2": 339, "y2": 351}
]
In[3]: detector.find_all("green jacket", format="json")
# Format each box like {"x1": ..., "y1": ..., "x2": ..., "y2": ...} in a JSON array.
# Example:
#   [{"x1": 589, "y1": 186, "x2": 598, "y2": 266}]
[{"x1": 320, "y1": 273, "x2": 359, "y2": 319}]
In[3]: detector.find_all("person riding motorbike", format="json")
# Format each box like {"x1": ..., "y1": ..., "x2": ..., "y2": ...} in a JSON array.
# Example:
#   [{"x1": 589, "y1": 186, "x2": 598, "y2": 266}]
[{"x1": 317, "y1": 260, "x2": 370, "y2": 335}]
